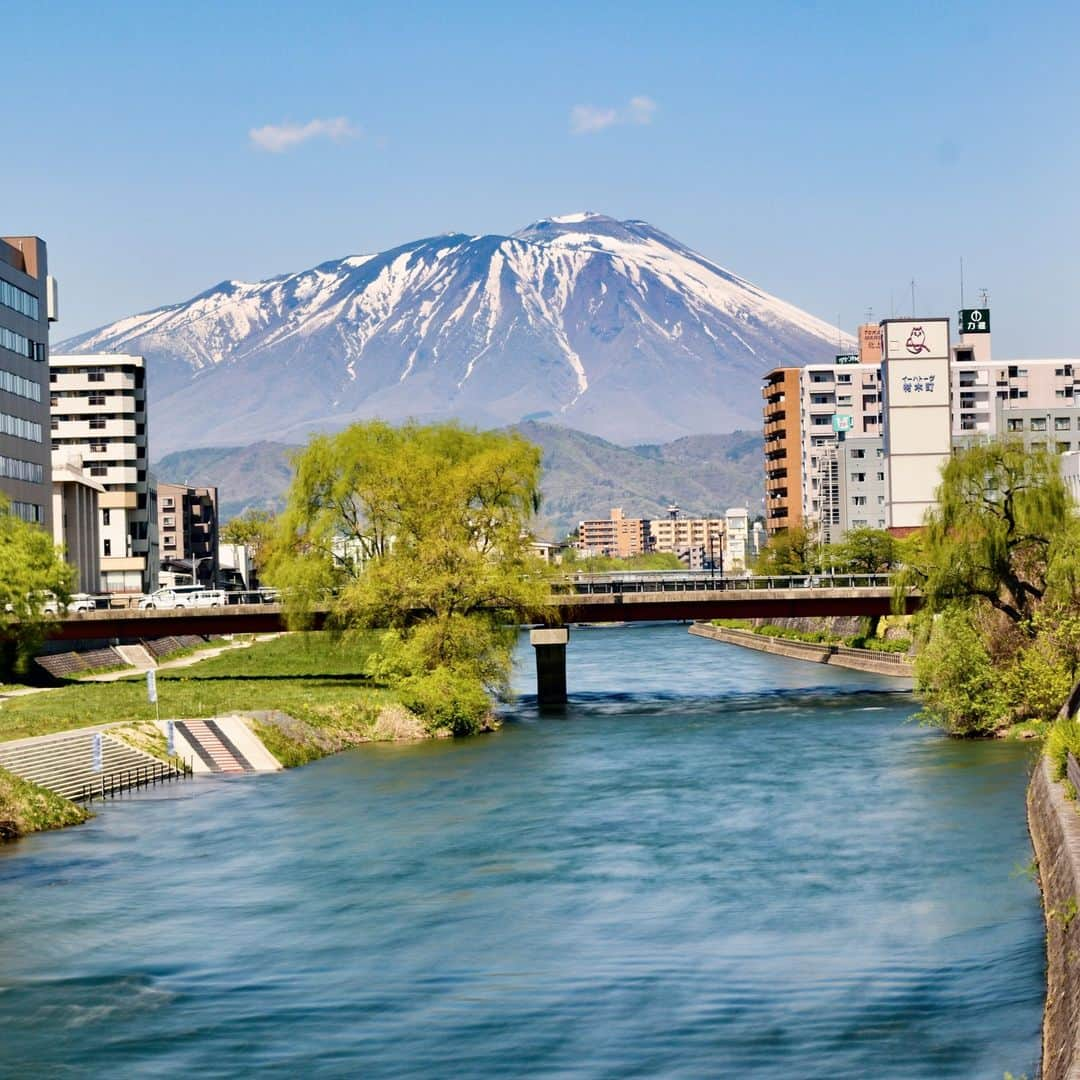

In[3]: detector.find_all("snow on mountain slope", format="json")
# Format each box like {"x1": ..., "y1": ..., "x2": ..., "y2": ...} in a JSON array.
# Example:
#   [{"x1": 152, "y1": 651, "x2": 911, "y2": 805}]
[{"x1": 58, "y1": 213, "x2": 852, "y2": 456}]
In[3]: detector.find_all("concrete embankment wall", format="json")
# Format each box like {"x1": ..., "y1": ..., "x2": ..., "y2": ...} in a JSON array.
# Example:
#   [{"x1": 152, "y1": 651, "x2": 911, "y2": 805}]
[
  {"x1": 1029, "y1": 755, "x2": 1080, "y2": 1080},
  {"x1": 689, "y1": 623, "x2": 914, "y2": 680}
]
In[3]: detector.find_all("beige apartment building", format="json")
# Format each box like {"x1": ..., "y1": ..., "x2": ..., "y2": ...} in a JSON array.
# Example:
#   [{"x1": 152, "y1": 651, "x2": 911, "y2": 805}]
[
  {"x1": 50, "y1": 353, "x2": 157, "y2": 593},
  {"x1": 648, "y1": 510, "x2": 725, "y2": 567},
  {"x1": 1, "y1": 236, "x2": 56, "y2": 530},
  {"x1": 158, "y1": 483, "x2": 220, "y2": 586},
  {"x1": 577, "y1": 508, "x2": 650, "y2": 559}
]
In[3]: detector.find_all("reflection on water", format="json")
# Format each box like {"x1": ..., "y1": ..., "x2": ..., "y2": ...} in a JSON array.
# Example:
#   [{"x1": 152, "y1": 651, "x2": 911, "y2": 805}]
[{"x1": 0, "y1": 624, "x2": 1042, "y2": 1078}]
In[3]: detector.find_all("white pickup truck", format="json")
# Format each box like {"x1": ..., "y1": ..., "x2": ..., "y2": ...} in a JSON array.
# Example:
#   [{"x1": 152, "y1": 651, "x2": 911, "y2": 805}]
[{"x1": 138, "y1": 588, "x2": 227, "y2": 610}]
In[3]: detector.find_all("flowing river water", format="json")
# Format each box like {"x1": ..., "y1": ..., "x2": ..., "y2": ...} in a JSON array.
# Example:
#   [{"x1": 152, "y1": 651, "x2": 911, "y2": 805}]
[{"x1": 0, "y1": 624, "x2": 1044, "y2": 1077}]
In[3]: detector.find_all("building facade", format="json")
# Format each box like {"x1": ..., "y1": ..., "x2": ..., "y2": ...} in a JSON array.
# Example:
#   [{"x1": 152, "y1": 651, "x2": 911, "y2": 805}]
[
  {"x1": 0, "y1": 236, "x2": 55, "y2": 530},
  {"x1": 158, "y1": 482, "x2": 219, "y2": 586},
  {"x1": 577, "y1": 508, "x2": 650, "y2": 559},
  {"x1": 764, "y1": 349, "x2": 886, "y2": 543},
  {"x1": 649, "y1": 509, "x2": 725, "y2": 568},
  {"x1": 50, "y1": 453, "x2": 102, "y2": 594},
  {"x1": 49, "y1": 353, "x2": 157, "y2": 593}
]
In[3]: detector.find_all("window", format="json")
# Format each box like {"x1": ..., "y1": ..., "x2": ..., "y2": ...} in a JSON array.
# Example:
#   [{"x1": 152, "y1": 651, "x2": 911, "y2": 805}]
[
  {"x1": 87, "y1": 393, "x2": 106, "y2": 406},
  {"x1": 1030, "y1": 417, "x2": 1047, "y2": 432},
  {"x1": 876, "y1": 472, "x2": 885, "y2": 481},
  {"x1": 102, "y1": 509, "x2": 110, "y2": 526},
  {"x1": 89, "y1": 416, "x2": 106, "y2": 430},
  {"x1": 1056, "y1": 417, "x2": 1072, "y2": 431},
  {"x1": 90, "y1": 441, "x2": 107, "y2": 453},
  {"x1": 163, "y1": 515, "x2": 175, "y2": 528},
  {"x1": 162, "y1": 497, "x2": 175, "y2": 509},
  {"x1": 103, "y1": 539, "x2": 111, "y2": 557},
  {"x1": 163, "y1": 535, "x2": 176, "y2": 548},
  {"x1": 87, "y1": 369, "x2": 105, "y2": 382},
  {"x1": 90, "y1": 465, "x2": 108, "y2": 477},
  {"x1": 1058, "y1": 442, "x2": 1072, "y2": 453},
  {"x1": 852, "y1": 496, "x2": 867, "y2": 506},
  {"x1": 1007, "y1": 418, "x2": 1024, "y2": 432},
  {"x1": 0, "y1": 369, "x2": 41, "y2": 402},
  {"x1": 851, "y1": 472, "x2": 866, "y2": 483},
  {"x1": 0, "y1": 278, "x2": 40, "y2": 320}
]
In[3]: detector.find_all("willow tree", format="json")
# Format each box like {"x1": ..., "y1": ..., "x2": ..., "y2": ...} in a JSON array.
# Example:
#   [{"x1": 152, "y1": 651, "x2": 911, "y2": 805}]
[
  {"x1": 896, "y1": 440, "x2": 1069, "y2": 630},
  {"x1": 268, "y1": 421, "x2": 546, "y2": 733},
  {"x1": 896, "y1": 441, "x2": 1075, "y2": 734}
]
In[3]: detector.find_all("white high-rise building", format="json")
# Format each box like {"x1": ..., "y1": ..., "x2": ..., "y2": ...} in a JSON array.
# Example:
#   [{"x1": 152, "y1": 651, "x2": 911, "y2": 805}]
[
  {"x1": 723, "y1": 507, "x2": 749, "y2": 572},
  {"x1": 49, "y1": 353, "x2": 158, "y2": 593}
]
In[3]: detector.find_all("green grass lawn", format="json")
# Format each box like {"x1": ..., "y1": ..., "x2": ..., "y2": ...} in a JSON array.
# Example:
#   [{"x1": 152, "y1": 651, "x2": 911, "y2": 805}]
[{"x1": 0, "y1": 633, "x2": 393, "y2": 743}]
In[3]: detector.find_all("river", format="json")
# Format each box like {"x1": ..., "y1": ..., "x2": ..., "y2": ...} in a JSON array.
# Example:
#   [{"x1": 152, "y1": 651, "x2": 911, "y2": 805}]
[{"x1": 0, "y1": 624, "x2": 1043, "y2": 1077}]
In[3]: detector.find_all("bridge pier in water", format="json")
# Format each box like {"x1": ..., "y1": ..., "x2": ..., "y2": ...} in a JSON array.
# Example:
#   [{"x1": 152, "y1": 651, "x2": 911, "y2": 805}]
[{"x1": 531, "y1": 627, "x2": 569, "y2": 706}]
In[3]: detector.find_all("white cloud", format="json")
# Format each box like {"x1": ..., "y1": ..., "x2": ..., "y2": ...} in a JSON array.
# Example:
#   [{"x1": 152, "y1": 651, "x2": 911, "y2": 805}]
[
  {"x1": 569, "y1": 96, "x2": 658, "y2": 136},
  {"x1": 249, "y1": 116, "x2": 359, "y2": 153}
]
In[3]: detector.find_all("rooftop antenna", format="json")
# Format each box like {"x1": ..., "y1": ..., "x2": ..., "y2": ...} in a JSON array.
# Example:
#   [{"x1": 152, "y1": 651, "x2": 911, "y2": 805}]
[
  {"x1": 865, "y1": 306, "x2": 874, "y2": 324},
  {"x1": 837, "y1": 314, "x2": 843, "y2": 350},
  {"x1": 978, "y1": 287, "x2": 989, "y2": 308},
  {"x1": 910, "y1": 279, "x2": 917, "y2": 315}
]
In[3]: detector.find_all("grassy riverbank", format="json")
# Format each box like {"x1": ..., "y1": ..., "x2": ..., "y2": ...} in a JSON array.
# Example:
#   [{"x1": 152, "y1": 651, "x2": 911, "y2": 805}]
[
  {"x1": 0, "y1": 633, "x2": 398, "y2": 745},
  {"x1": 0, "y1": 766, "x2": 89, "y2": 840}
]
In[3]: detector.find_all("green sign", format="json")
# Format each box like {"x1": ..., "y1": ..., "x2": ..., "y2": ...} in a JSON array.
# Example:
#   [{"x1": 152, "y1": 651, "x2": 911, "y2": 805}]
[
  {"x1": 832, "y1": 414, "x2": 854, "y2": 433},
  {"x1": 834, "y1": 353, "x2": 860, "y2": 365},
  {"x1": 959, "y1": 308, "x2": 990, "y2": 333}
]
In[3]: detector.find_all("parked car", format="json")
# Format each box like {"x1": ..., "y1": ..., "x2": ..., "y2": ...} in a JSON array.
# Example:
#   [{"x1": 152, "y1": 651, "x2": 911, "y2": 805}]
[
  {"x1": 138, "y1": 588, "x2": 227, "y2": 610},
  {"x1": 41, "y1": 593, "x2": 98, "y2": 615}
]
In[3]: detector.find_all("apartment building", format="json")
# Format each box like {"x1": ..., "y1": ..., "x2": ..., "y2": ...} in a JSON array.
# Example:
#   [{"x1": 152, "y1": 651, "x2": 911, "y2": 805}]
[
  {"x1": 723, "y1": 508, "x2": 749, "y2": 572},
  {"x1": 0, "y1": 236, "x2": 56, "y2": 530},
  {"x1": 649, "y1": 508, "x2": 725, "y2": 568},
  {"x1": 158, "y1": 483, "x2": 219, "y2": 586},
  {"x1": 763, "y1": 367, "x2": 801, "y2": 534},
  {"x1": 763, "y1": 341, "x2": 886, "y2": 542},
  {"x1": 577, "y1": 508, "x2": 650, "y2": 559},
  {"x1": 49, "y1": 353, "x2": 157, "y2": 593}
]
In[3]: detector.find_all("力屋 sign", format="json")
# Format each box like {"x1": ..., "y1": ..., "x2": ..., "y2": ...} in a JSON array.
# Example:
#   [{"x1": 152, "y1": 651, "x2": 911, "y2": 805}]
[{"x1": 959, "y1": 308, "x2": 990, "y2": 334}]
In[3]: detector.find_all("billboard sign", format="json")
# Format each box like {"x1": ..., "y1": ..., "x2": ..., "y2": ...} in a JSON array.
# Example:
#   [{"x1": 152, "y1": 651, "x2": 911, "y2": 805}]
[
  {"x1": 834, "y1": 353, "x2": 860, "y2": 365},
  {"x1": 832, "y1": 413, "x2": 854, "y2": 432},
  {"x1": 959, "y1": 308, "x2": 990, "y2": 333},
  {"x1": 885, "y1": 357, "x2": 951, "y2": 407},
  {"x1": 883, "y1": 320, "x2": 949, "y2": 361}
]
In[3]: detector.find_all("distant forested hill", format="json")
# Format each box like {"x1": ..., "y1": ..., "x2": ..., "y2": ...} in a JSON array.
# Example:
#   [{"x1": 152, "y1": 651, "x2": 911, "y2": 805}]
[{"x1": 154, "y1": 423, "x2": 764, "y2": 538}]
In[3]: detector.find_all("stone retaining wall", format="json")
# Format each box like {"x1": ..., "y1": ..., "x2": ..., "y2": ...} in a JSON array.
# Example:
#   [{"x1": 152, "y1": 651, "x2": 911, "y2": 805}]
[
  {"x1": 1028, "y1": 755, "x2": 1080, "y2": 1080},
  {"x1": 689, "y1": 623, "x2": 913, "y2": 680}
]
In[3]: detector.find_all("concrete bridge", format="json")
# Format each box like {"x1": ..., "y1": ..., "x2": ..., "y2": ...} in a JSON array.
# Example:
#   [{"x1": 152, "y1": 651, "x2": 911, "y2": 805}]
[{"x1": 38, "y1": 573, "x2": 916, "y2": 706}]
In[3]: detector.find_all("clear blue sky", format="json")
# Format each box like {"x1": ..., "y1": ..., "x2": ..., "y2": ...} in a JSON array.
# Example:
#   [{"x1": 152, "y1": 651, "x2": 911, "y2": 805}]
[{"x1": 7, "y1": 1, "x2": 1078, "y2": 356}]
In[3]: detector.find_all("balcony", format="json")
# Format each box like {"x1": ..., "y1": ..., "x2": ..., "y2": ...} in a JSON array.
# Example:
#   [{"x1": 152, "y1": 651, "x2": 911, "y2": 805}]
[
  {"x1": 53, "y1": 394, "x2": 137, "y2": 415},
  {"x1": 51, "y1": 371, "x2": 136, "y2": 392}
]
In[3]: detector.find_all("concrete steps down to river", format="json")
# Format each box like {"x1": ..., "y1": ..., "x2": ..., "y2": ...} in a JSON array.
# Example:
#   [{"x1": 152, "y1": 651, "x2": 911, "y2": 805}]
[
  {"x1": 0, "y1": 730, "x2": 186, "y2": 801},
  {"x1": 166, "y1": 716, "x2": 281, "y2": 775}
]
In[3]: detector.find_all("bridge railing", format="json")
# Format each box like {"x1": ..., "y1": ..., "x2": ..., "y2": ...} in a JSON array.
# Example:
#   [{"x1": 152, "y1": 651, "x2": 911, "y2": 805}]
[{"x1": 553, "y1": 572, "x2": 895, "y2": 595}]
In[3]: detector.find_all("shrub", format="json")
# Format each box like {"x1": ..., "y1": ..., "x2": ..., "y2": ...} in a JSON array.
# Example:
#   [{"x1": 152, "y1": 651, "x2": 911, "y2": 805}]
[
  {"x1": 397, "y1": 666, "x2": 493, "y2": 736},
  {"x1": 1046, "y1": 718, "x2": 1080, "y2": 781}
]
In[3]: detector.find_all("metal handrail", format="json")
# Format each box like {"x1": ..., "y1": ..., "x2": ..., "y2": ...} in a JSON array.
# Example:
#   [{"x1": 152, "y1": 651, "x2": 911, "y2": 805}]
[{"x1": 80, "y1": 755, "x2": 193, "y2": 803}]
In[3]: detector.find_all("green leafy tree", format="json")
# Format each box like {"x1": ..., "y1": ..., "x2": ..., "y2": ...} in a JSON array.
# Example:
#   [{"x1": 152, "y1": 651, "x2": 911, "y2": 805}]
[
  {"x1": 896, "y1": 441, "x2": 1068, "y2": 631},
  {"x1": 754, "y1": 523, "x2": 816, "y2": 575},
  {"x1": 838, "y1": 528, "x2": 898, "y2": 574},
  {"x1": 0, "y1": 500, "x2": 75, "y2": 679},
  {"x1": 221, "y1": 508, "x2": 277, "y2": 577},
  {"x1": 268, "y1": 421, "x2": 547, "y2": 734}
]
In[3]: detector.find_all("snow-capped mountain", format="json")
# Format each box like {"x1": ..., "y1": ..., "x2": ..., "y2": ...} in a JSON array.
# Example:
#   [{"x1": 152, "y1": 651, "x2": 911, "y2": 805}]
[{"x1": 58, "y1": 213, "x2": 851, "y2": 455}]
